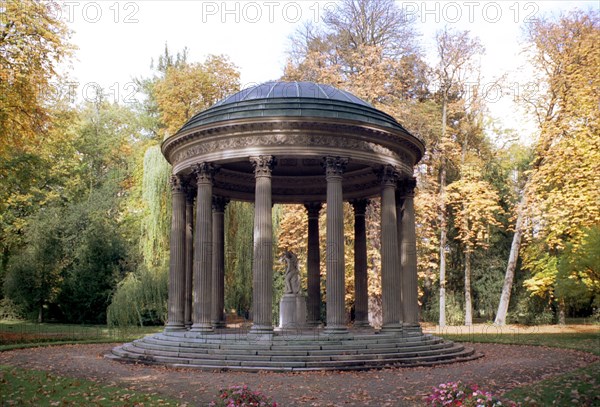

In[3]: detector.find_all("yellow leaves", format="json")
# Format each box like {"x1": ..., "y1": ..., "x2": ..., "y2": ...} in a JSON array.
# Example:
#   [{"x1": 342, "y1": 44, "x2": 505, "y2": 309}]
[
  {"x1": 523, "y1": 11, "x2": 600, "y2": 252},
  {"x1": 153, "y1": 55, "x2": 240, "y2": 136},
  {"x1": 447, "y1": 176, "x2": 503, "y2": 250},
  {"x1": 0, "y1": 0, "x2": 73, "y2": 158}
]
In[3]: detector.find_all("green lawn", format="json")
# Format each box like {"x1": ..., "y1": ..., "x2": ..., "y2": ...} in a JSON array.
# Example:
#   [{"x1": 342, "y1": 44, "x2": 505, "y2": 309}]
[
  {"x1": 439, "y1": 331, "x2": 600, "y2": 356},
  {"x1": 0, "y1": 320, "x2": 162, "y2": 351},
  {"x1": 440, "y1": 329, "x2": 600, "y2": 406},
  {"x1": 0, "y1": 365, "x2": 181, "y2": 406},
  {"x1": 1, "y1": 321, "x2": 598, "y2": 406},
  {"x1": 503, "y1": 362, "x2": 600, "y2": 407}
]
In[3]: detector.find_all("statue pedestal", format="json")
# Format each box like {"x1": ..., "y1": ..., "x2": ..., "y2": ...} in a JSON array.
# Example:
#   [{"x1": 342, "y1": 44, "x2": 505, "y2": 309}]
[{"x1": 279, "y1": 294, "x2": 307, "y2": 329}]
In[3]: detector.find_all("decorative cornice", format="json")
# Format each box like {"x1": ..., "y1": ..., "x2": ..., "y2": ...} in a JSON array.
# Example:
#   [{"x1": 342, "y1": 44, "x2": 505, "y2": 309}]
[{"x1": 162, "y1": 119, "x2": 424, "y2": 165}]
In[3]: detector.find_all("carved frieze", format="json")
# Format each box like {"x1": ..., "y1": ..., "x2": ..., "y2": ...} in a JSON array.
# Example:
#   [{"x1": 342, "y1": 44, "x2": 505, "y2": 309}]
[{"x1": 172, "y1": 133, "x2": 407, "y2": 166}]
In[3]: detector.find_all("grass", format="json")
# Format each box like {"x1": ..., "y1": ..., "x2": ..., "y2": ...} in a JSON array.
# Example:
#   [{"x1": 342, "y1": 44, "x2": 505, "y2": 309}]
[
  {"x1": 0, "y1": 320, "x2": 162, "y2": 351},
  {"x1": 1, "y1": 321, "x2": 598, "y2": 406},
  {"x1": 439, "y1": 328, "x2": 600, "y2": 406},
  {"x1": 502, "y1": 362, "x2": 600, "y2": 406},
  {"x1": 438, "y1": 331, "x2": 600, "y2": 356},
  {"x1": 0, "y1": 365, "x2": 181, "y2": 406}
]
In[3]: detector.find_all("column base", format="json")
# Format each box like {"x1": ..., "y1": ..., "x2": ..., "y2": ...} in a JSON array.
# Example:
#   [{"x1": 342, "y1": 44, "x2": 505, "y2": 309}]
[
  {"x1": 381, "y1": 323, "x2": 403, "y2": 333},
  {"x1": 164, "y1": 322, "x2": 186, "y2": 332},
  {"x1": 212, "y1": 321, "x2": 226, "y2": 329},
  {"x1": 190, "y1": 323, "x2": 214, "y2": 333},
  {"x1": 323, "y1": 325, "x2": 349, "y2": 336},
  {"x1": 353, "y1": 320, "x2": 371, "y2": 328},
  {"x1": 402, "y1": 323, "x2": 422, "y2": 334},
  {"x1": 248, "y1": 324, "x2": 274, "y2": 341}
]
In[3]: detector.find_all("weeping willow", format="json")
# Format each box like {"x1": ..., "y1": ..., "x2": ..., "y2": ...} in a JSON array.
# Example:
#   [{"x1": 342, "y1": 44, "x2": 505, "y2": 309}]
[
  {"x1": 224, "y1": 201, "x2": 254, "y2": 318},
  {"x1": 107, "y1": 145, "x2": 171, "y2": 326},
  {"x1": 107, "y1": 265, "x2": 168, "y2": 327},
  {"x1": 140, "y1": 145, "x2": 171, "y2": 268}
]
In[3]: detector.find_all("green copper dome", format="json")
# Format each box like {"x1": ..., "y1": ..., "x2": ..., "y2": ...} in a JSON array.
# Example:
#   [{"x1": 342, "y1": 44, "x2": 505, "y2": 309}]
[{"x1": 177, "y1": 81, "x2": 413, "y2": 136}]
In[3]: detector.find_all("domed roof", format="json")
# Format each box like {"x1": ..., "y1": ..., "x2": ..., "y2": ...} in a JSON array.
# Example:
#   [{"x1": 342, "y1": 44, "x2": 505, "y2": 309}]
[{"x1": 177, "y1": 81, "x2": 413, "y2": 136}]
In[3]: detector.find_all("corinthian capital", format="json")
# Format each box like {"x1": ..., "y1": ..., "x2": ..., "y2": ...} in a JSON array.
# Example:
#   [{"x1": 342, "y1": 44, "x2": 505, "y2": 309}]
[
  {"x1": 322, "y1": 156, "x2": 348, "y2": 178},
  {"x1": 250, "y1": 155, "x2": 276, "y2": 177},
  {"x1": 170, "y1": 174, "x2": 186, "y2": 193},
  {"x1": 192, "y1": 162, "x2": 217, "y2": 184},
  {"x1": 398, "y1": 177, "x2": 417, "y2": 197},
  {"x1": 378, "y1": 164, "x2": 400, "y2": 187}
]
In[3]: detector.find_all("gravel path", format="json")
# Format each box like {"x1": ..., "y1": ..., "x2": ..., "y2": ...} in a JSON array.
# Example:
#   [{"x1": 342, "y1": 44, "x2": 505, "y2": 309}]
[{"x1": 0, "y1": 342, "x2": 596, "y2": 406}]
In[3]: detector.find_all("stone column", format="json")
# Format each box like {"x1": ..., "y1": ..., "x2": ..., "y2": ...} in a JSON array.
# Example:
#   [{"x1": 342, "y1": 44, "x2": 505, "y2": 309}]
[
  {"x1": 165, "y1": 175, "x2": 186, "y2": 331},
  {"x1": 400, "y1": 178, "x2": 420, "y2": 328},
  {"x1": 395, "y1": 189, "x2": 404, "y2": 326},
  {"x1": 249, "y1": 156, "x2": 276, "y2": 336},
  {"x1": 211, "y1": 197, "x2": 229, "y2": 328},
  {"x1": 351, "y1": 199, "x2": 370, "y2": 328},
  {"x1": 184, "y1": 188, "x2": 195, "y2": 328},
  {"x1": 323, "y1": 156, "x2": 348, "y2": 334},
  {"x1": 304, "y1": 202, "x2": 322, "y2": 326},
  {"x1": 379, "y1": 165, "x2": 402, "y2": 332},
  {"x1": 191, "y1": 163, "x2": 216, "y2": 333}
]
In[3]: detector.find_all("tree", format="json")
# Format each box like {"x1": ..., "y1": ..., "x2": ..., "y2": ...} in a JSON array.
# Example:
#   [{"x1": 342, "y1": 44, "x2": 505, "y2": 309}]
[
  {"x1": 447, "y1": 163, "x2": 503, "y2": 325},
  {"x1": 4, "y1": 207, "x2": 63, "y2": 322},
  {"x1": 284, "y1": 0, "x2": 425, "y2": 105},
  {"x1": 518, "y1": 10, "x2": 600, "y2": 324},
  {"x1": 153, "y1": 55, "x2": 240, "y2": 136},
  {"x1": 432, "y1": 27, "x2": 484, "y2": 327},
  {"x1": 492, "y1": 141, "x2": 532, "y2": 326},
  {"x1": 107, "y1": 49, "x2": 242, "y2": 325},
  {"x1": 3, "y1": 96, "x2": 141, "y2": 322},
  {"x1": 0, "y1": 0, "x2": 73, "y2": 157}
]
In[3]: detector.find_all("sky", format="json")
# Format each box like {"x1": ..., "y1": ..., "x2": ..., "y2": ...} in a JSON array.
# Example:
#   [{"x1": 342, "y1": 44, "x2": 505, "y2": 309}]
[{"x1": 55, "y1": 0, "x2": 597, "y2": 141}]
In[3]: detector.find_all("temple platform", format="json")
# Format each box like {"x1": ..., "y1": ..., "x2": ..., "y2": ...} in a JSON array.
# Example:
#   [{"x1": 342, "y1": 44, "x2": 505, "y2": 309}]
[{"x1": 107, "y1": 326, "x2": 481, "y2": 372}]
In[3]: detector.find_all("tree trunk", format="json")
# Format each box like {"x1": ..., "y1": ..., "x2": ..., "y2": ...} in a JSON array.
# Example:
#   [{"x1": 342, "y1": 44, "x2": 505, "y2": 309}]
[
  {"x1": 439, "y1": 165, "x2": 447, "y2": 328},
  {"x1": 558, "y1": 298, "x2": 566, "y2": 325},
  {"x1": 38, "y1": 303, "x2": 43, "y2": 323},
  {"x1": 494, "y1": 197, "x2": 525, "y2": 326},
  {"x1": 464, "y1": 250, "x2": 472, "y2": 326},
  {"x1": 438, "y1": 95, "x2": 448, "y2": 328}
]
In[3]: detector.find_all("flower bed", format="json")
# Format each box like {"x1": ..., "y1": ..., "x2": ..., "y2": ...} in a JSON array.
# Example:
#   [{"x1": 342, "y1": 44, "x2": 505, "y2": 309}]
[{"x1": 425, "y1": 381, "x2": 519, "y2": 406}]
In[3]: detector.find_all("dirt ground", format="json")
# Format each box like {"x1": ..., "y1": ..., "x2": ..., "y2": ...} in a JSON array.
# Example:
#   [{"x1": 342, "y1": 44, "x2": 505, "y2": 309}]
[{"x1": 0, "y1": 332, "x2": 598, "y2": 406}]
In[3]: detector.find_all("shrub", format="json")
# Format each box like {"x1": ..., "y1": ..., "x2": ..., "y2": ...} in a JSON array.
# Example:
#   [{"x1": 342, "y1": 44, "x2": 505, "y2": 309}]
[
  {"x1": 507, "y1": 295, "x2": 555, "y2": 325},
  {"x1": 423, "y1": 291, "x2": 465, "y2": 325}
]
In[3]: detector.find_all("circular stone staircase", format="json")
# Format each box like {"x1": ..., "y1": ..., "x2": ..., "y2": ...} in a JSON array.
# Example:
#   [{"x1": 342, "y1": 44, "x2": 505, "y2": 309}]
[{"x1": 108, "y1": 328, "x2": 481, "y2": 372}]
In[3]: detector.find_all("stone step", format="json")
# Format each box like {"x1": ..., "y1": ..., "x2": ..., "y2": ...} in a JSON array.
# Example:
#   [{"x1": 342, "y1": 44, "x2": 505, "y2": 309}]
[
  {"x1": 119, "y1": 342, "x2": 466, "y2": 363},
  {"x1": 108, "y1": 332, "x2": 482, "y2": 372}
]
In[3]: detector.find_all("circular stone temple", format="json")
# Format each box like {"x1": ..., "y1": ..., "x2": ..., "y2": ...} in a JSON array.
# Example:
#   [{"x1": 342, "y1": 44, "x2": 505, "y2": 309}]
[{"x1": 109, "y1": 81, "x2": 479, "y2": 371}]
